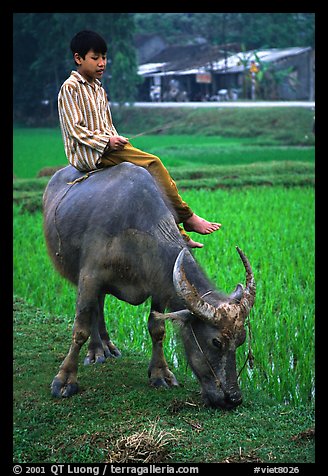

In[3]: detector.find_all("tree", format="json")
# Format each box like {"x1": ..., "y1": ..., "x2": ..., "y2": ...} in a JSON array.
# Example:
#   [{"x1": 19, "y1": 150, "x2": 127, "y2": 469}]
[
  {"x1": 105, "y1": 13, "x2": 141, "y2": 103},
  {"x1": 13, "y1": 13, "x2": 140, "y2": 123},
  {"x1": 14, "y1": 13, "x2": 78, "y2": 122},
  {"x1": 134, "y1": 13, "x2": 315, "y2": 49}
]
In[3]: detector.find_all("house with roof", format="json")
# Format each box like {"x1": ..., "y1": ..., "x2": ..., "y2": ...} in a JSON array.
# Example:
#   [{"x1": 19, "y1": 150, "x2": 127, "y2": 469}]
[{"x1": 136, "y1": 43, "x2": 315, "y2": 102}]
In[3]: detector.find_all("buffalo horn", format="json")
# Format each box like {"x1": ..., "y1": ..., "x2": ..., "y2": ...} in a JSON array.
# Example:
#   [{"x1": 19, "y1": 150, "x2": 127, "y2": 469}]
[
  {"x1": 172, "y1": 247, "x2": 255, "y2": 327},
  {"x1": 235, "y1": 246, "x2": 256, "y2": 321}
]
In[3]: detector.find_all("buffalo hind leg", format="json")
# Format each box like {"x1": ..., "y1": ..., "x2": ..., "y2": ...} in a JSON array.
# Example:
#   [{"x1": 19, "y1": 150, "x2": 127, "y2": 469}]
[
  {"x1": 97, "y1": 295, "x2": 121, "y2": 358},
  {"x1": 51, "y1": 275, "x2": 98, "y2": 397},
  {"x1": 84, "y1": 294, "x2": 121, "y2": 365},
  {"x1": 147, "y1": 306, "x2": 179, "y2": 388}
]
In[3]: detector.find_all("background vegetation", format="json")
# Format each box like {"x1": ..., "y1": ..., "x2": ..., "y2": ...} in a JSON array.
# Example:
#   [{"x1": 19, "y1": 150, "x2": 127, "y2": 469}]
[
  {"x1": 134, "y1": 13, "x2": 315, "y2": 48},
  {"x1": 13, "y1": 295, "x2": 315, "y2": 463},
  {"x1": 13, "y1": 107, "x2": 315, "y2": 463},
  {"x1": 14, "y1": 107, "x2": 314, "y2": 179},
  {"x1": 13, "y1": 13, "x2": 314, "y2": 123}
]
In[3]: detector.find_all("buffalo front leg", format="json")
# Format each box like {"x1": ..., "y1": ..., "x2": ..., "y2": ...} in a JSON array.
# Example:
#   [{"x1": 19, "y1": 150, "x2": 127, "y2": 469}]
[
  {"x1": 51, "y1": 275, "x2": 99, "y2": 397},
  {"x1": 147, "y1": 309, "x2": 179, "y2": 388},
  {"x1": 84, "y1": 294, "x2": 121, "y2": 365}
]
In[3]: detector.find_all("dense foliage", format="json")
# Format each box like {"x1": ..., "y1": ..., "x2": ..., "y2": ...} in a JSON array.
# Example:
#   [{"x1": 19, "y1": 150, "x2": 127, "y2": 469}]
[
  {"x1": 134, "y1": 13, "x2": 315, "y2": 48},
  {"x1": 13, "y1": 13, "x2": 314, "y2": 123},
  {"x1": 13, "y1": 13, "x2": 139, "y2": 120},
  {"x1": 13, "y1": 118, "x2": 315, "y2": 406},
  {"x1": 13, "y1": 107, "x2": 315, "y2": 462}
]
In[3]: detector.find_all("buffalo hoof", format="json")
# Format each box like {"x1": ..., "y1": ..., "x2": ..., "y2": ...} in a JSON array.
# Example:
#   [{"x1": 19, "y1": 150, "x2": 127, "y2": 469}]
[
  {"x1": 104, "y1": 344, "x2": 121, "y2": 358},
  {"x1": 84, "y1": 354, "x2": 106, "y2": 365},
  {"x1": 166, "y1": 374, "x2": 179, "y2": 387},
  {"x1": 51, "y1": 377, "x2": 79, "y2": 398},
  {"x1": 150, "y1": 377, "x2": 170, "y2": 388},
  {"x1": 84, "y1": 343, "x2": 121, "y2": 366},
  {"x1": 148, "y1": 369, "x2": 179, "y2": 389}
]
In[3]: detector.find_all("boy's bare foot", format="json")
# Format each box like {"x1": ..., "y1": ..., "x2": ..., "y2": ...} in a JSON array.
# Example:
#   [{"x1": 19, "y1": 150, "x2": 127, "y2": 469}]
[
  {"x1": 186, "y1": 238, "x2": 204, "y2": 249},
  {"x1": 184, "y1": 214, "x2": 221, "y2": 235}
]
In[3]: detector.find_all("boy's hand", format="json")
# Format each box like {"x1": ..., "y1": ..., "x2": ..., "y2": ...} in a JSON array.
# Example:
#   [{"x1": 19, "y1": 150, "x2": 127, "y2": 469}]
[{"x1": 109, "y1": 135, "x2": 129, "y2": 151}]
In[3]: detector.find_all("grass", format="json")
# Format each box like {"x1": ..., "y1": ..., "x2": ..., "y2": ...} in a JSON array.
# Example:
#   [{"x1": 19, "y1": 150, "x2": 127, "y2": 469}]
[
  {"x1": 13, "y1": 129, "x2": 314, "y2": 179},
  {"x1": 113, "y1": 106, "x2": 315, "y2": 146},
  {"x1": 13, "y1": 128, "x2": 67, "y2": 179},
  {"x1": 13, "y1": 297, "x2": 315, "y2": 464},
  {"x1": 18, "y1": 106, "x2": 314, "y2": 145},
  {"x1": 13, "y1": 106, "x2": 315, "y2": 179},
  {"x1": 13, "y1": 160, "x2": 314, "y2": 216},
  {"x1": 13, "y1": 109, "x2": 315, "y2": 464},
  {"x1": 13, "y1": 126, "x2": 314, "y2": 216},
  {"x1": 13, "y1": 130, "x2": 314, "y2": 199},
  {"x1": 13, "y1": 186, "x2": 315, "y2": 407}
]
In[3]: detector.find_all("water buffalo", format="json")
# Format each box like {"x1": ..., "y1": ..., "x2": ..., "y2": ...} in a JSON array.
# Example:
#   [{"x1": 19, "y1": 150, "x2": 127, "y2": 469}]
[{"x1": 43, "y1": 163, "x2": 255, "y2": 409}]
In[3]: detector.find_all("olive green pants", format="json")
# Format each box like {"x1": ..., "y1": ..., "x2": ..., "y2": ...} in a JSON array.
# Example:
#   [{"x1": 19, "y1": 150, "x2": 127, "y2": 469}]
[{"x1": 100, "y1": 142, "x2": 193, "y2": 238}]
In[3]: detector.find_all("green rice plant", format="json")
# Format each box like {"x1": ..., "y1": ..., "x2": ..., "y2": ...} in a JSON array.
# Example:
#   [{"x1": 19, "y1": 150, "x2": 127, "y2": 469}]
[
  {"x1": 185, "y1": 187, "x2": 314, "y2": 404},
  {"x1": 13, "y1": 127, "x2": 314, "y2": 179},
  {"x1": 113, "y1": 106, "x2": 315, "y2": 145},
  {"x1": 13, "y1": 206, "x2": 76, "y2": 317},
  {"x1": 13, "y1": 128, "x2": 66, "y2": 179},
  {"x1": 13, "y1": 186, "x2": 314, "y2": 405},
  {"x1": 148, "y1": 143, "x2": 314, "y2": 169},
  {"x1": 13, "y1": 299, "x2": 315, "y2": 463}
]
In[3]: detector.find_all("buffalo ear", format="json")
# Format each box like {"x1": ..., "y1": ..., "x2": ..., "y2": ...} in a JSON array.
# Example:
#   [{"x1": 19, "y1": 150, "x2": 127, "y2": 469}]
[
  {"x1": 152, "y1": 310, "x2": 190, "y2": 325},
  {"x1": 229, "y1": 283, "x2": 244, "y2": 304}
]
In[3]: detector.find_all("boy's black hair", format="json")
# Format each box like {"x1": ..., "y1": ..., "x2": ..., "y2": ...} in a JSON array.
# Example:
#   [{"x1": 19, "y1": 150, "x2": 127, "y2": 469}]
[{"x1": 70, "y1": 30, "x2": 107, "y2": 63}]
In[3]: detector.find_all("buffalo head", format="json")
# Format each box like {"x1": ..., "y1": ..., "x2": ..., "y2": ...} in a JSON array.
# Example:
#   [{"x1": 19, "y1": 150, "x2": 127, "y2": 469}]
[{"x1": 154, "y1": 247, "x2": 255, "y2": 410}]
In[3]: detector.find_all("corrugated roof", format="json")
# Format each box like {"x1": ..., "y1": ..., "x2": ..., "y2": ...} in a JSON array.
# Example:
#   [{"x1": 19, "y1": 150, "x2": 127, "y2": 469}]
[
  {"x1": 210, "y1": 47, "x2": 312, "y2": 73},
  {"x1": 138, "y1": 43, "x2": 239, "y2": 76},
  {"x1": 138, "y1": 46, "x2": 312, "y2": 77},
  {"x1": 138, "y1": 63, "x2": 167, "y2": 75}
]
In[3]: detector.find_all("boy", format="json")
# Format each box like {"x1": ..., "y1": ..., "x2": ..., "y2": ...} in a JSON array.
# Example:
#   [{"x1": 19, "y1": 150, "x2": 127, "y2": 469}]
[{"x1": 58, "y1": 30, "x2": 221, "y2": 248}]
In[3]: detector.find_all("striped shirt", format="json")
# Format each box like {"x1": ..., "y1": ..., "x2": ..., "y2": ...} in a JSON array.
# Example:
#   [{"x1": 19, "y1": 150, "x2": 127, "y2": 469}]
[{"x1": 58, "y1": 70, "x2": 118, "y2": 171}]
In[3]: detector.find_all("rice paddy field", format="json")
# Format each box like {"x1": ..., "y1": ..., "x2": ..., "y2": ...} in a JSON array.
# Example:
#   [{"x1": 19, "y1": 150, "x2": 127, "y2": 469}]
[{"x1": 13, "y1": 107, "x2": 315, "y2": 464}]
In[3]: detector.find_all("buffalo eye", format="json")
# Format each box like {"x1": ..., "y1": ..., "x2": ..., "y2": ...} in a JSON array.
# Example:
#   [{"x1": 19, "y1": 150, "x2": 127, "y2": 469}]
[{"x1": 212, "y1": 338, "x2": 222, "y2": 349}]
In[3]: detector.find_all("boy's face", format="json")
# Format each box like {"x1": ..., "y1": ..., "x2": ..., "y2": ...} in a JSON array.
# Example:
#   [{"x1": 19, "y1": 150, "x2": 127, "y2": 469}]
[{"x1": 74, "y1": 49, "x2": 107, "y2": 83}]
